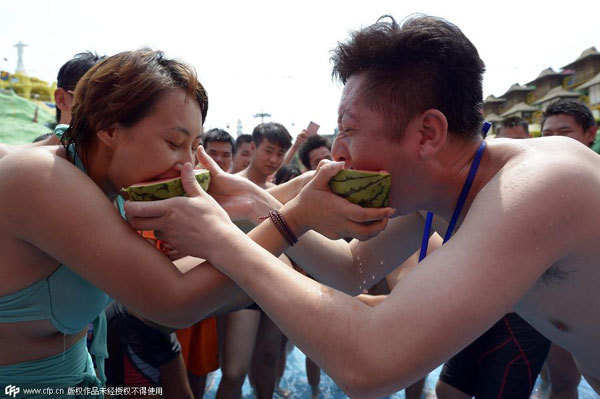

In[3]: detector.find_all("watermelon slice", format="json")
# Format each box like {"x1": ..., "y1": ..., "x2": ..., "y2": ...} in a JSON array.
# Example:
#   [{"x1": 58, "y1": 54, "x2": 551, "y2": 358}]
[
  {"x1": 329, "y1": 169, "x2": 391, "y2": 208},
  {"x1": 122, "y1": 169, "x2": 211, "y2": 201}
]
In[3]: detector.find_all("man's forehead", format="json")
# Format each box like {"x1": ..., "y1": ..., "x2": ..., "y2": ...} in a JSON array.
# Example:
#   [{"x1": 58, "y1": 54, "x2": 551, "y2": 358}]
[
  {"x1": 261, "y1": 140, "x2": 284, "y2": 150},
  {"x1": 207, "y1": 141, "x2": 233, "y2": 150},
  {"x1": 543, "y1": 114, "x2": 579, "y2": 130},
  {"x1": 338, "y1": 74, "x2": 367, "y2": 121}
]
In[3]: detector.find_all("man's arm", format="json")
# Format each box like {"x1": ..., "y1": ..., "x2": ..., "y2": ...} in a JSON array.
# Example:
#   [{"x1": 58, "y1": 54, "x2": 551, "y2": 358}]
[
  {"x1": 281, "y1": 130, "x2": 308, "y2": 167},
  {"x1": 284, "y1": 212, "x2": 425, "y2": 294},
  {"x1": 267, "y1": 170, "x2": 314, "y2": 204},
  {"x1": 204, "y1": 168, "x2": 576, "y2": 397}
]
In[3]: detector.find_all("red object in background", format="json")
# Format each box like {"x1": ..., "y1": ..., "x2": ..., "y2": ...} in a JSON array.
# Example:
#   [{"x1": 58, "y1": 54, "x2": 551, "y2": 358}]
[{"x1": 139, "y1": 230, "x2": 169, "y2": 253}]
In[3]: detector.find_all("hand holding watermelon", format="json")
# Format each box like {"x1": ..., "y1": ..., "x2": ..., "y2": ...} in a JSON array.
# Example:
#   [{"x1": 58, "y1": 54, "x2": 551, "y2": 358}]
[
  {"x1": 281, "y1": 160, "x2": 395, "y2": 241},
  {"x1": 196, "y1": 145, "x2": 281, "y2": 223},
  {"x1": 124, "y1": 162, "x2": 241, "y2": 260}
]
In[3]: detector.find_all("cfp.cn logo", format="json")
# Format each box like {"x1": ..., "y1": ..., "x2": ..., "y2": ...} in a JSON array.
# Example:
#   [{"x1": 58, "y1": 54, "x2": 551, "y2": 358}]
[{"x1": 4, "y1": 385, "x2": 20, "y2": 398}]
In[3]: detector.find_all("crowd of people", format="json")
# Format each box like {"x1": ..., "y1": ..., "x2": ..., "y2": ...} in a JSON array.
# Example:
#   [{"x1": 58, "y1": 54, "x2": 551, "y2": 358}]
[{"x1": 0, "y1": 13, "x2": 599, "y2": 399}]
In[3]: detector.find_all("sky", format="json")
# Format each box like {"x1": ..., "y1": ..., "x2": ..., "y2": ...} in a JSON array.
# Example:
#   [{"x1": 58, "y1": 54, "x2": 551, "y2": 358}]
[{"x1": 1, "y1": 0, "x2": 598, "y2": 138}]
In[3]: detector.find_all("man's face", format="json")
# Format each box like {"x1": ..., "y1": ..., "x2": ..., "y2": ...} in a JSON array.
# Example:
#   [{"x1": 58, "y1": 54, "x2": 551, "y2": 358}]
[
  {"x1": 232, "y1": 141, "x2": 254, "y2": 172},
  {"x1": 251, "y1": 139, "x2": 287, "y2": 176},
  {"x1": 332, "y1": 73, "x2": 420, "y2": 213},
  {"x1": 308, "y1": 146, "x2": 332, "y2": 170},
  {"x1": 205, "y1": 140, "x2": 233, "y2": 172},
  {"x1": 498, "y1": 126, "x2": 529, "y2": 139},
  {"x1": 542, "y1": 114, "x2": 596, "y2": 146}
]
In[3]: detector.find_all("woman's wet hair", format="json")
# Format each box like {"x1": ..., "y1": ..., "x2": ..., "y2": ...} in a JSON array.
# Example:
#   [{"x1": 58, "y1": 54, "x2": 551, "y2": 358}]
[
  {"x1": 331, "y1": 15, "x2": 485, "y2": 139},
  {"x1": 63, "y1": 49, "x2": 208, "y2": 162}
]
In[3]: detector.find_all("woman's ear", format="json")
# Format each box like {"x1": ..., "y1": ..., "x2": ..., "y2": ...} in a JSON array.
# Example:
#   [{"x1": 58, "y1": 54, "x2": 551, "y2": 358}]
[
  {"x1": 96, "y1": 126, "x2": 119, "y2": 149},
  {"x1": 416, "y1": 109, "x2": 448, "y2": 160}
]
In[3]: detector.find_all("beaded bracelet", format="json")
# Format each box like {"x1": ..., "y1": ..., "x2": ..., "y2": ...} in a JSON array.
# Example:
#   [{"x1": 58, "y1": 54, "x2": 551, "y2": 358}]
[{"x1": 259, "y1": 209, "x2": 298, "y2": 246}]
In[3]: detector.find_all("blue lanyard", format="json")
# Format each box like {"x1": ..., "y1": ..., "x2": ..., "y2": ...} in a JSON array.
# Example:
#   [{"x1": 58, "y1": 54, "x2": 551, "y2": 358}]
[{"x1": 418, "y1": 140, "x2": 487, "y2": 261}]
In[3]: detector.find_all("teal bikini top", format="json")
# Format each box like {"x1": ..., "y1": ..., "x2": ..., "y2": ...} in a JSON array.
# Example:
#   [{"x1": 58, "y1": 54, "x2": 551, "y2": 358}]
[{"x1": 0, "y1": 124, "x2": 112, "y2": 334}]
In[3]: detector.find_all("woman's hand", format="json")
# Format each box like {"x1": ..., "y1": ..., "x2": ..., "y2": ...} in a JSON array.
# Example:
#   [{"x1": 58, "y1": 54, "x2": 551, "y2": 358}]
[
  {"x1": 124, "y1": 163, "x2": 243, "y2": 261},
  {"x1": 281, "y1": 160, "x2": 395, "y2": 241}
]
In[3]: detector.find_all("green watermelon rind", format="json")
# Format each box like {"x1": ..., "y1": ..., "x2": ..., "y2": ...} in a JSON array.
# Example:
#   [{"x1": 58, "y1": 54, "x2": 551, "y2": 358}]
[
  {"x1": 122, "y1": 169, "x2": 211, "y2": 201},
  {"x1": 328, "y1": 169, "x2": 391, "y2": 208}
]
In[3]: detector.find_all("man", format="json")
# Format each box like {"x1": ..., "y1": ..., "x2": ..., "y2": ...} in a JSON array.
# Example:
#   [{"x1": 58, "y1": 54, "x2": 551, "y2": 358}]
[
  {"x1": 232, "y1": 134, "x2": 254, "y2": 173},
  {"x1": 496, "y1": 117, "x2": 530, "y2": 139},
  {"x1": 242, "y1": 122, "x2": 292, "y2": 399},
  {"x1": 238, "y1": 122, "x2": 292, "y2": 188},
  {"x1": 541, "y1": 99, "x2": 597, "y2": 146},
  {"x1": 433, "y1": 117, "x2": 550, "y2": 399},
  {"x1": 539, "y1": 99, "x2": 598, "y2": 399},
  {"x1": 0, "y1": 51, "x2": 101, "y2": 157},
  {"x1": 218, "y1": 122, "x2": 293, "y2": 399},
  {"x1": 298, "y1": 135, "x2": 332, "y2": 171},
  {"x1": 203, "y1": 128, "x2": 235, "y2": 172},
  {"x1": 125, "y1": 15, "x2": 600, "y2": 397}
]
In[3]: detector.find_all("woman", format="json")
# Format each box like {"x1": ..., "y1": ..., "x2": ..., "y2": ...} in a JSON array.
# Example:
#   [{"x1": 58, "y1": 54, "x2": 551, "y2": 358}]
[{"x1": 0, "y1": 49, "x2": 280, "y2": 393}]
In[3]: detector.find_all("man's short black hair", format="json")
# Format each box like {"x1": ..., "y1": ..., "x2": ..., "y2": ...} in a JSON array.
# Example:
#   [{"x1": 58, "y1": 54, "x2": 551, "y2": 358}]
[
  {"x1": 541, "y1": 99, "x2": 596, "y2": 131},
  {"x1": 203, "y1": 128, "x2": 235, "y2": 152},
  {"x1": 498, "y1": 117, "x2": 529, "y2": 136},
  {"x1": 252, "y1": 122, "x2": 292, "y2": 151},
  {"x1": 331, "y1": 15, "x2": 485, "y2": 139},
  {"x1": 275, "y1": 164, "x2": 302, "y2": 185},
  {"x1": 298, "y1": 135, "x2": 331, "y2": 170},
  {"x1": 234, "y1": 134, "x2": 252, "y2": 154},
  {"x1": 56, "y1": 51, "x2": 103, "y2": 123}
]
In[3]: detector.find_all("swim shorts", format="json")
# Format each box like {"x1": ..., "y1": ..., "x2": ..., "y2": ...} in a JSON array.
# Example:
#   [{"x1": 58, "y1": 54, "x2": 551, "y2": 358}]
[
  {"x1": 105, "y1": 302, "x2": 181, "y2": 386},
  {"x1": 176, "y1": 317, "x2": 220, "y2": 376},
  {"x1": 439, "y1": 312, "x2": 551, "y2": 399}
]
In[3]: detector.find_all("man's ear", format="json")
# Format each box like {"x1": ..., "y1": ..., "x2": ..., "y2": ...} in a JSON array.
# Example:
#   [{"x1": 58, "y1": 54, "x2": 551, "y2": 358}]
[
  {"x1": 416, "y1": 109, "x2": 448, "y2": 160},
  {"x1": 54, "y1": 88, "x2": 67, "y2": 112},
  {"x1": 96, "y1": 126, "x2": 119, "y2": 148},
  {"x1": 584, "y1": 125, "x2": 598, "y2": 147}
]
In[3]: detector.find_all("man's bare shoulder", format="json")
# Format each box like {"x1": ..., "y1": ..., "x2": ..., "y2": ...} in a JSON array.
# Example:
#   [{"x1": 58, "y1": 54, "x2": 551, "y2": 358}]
[
  {"x1": 488, "y1": 137, "x2": 600, "y2": 197},
  {"x1": 472, "y1": 137, "x2": 600, "y2": 247}
]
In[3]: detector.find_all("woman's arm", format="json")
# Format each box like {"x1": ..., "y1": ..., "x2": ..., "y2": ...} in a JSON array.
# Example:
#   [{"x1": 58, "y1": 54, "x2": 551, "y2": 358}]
[{"x1": 0, "y1": 150, "x2": 251, "y2": 328}]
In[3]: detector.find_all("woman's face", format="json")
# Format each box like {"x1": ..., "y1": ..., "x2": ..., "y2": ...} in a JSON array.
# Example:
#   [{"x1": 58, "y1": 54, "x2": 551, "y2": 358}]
[{"x1": 105, "y1": 88, "x2": 203, "y2": 192}]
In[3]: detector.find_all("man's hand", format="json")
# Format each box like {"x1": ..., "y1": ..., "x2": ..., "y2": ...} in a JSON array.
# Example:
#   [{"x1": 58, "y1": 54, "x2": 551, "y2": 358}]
[
  {"x1": 295, "y1": 130, "x2": 308, "y2": 147},
  {"x1": 281, "y1": 160, "x2": 395, "y2": 241},
  {"x1": 197, "y1": 146, "x2": 274, "y2": 223}
]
